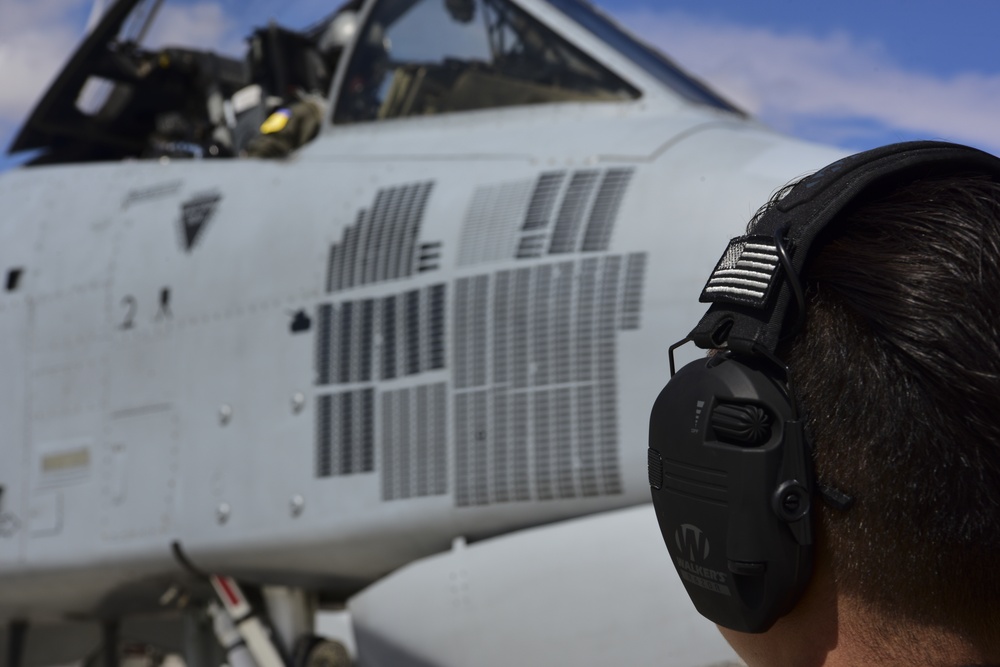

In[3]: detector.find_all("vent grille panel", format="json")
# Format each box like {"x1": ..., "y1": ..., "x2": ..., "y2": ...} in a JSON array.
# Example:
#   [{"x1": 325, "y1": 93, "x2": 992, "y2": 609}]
[
  {"x1": 452, "y1": 254, "x2": 647, "y2": 506},
  {"x1": 458, "y1": 180, "x2": 533, "y2": 266},
  {"x1": 327, "y1": 182, "x2": 435, "y2": 292},
  {"x1": 457, "y1": 168, "x2": 635, "y2": 267},
  {"x1": 382, "y1": 383, "x2": 448, "y2": 500},
  {"x1": 317, "y1": 284, "x2": 447, "y2": 387},
  {"x1": 621, "y1": 253, "x2": 648, "y2": 330},
  {"x1": 316, "y1": 389, "x2": 375, "y2": 477},
  {"x1": 524, "y1": 172, "x2": 566, "y2": 231},
  {"x1": 582, "y1": 169, "x2": 634, "y2": 252},
  {"x1": 549, "y1": 171, "x2": 600, "y2": 254}
]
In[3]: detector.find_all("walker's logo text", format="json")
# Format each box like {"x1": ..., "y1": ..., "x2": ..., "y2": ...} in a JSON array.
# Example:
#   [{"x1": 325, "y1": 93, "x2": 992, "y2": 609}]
[
  {"x1": 675, "y1": 523, "x2": 710, "y2": 560},
  {"x1": 673, "y1": 523, "x2": 731, "y2": 596}
]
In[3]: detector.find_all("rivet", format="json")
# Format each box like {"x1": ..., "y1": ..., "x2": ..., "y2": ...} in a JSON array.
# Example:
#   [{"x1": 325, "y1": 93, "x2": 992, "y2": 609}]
[
  {"x1": 217, "y1": 502, "x2": 231, "y2": 524},
  {"x1": 291, "y1": 392, "x2": 306, "y2": 414}
]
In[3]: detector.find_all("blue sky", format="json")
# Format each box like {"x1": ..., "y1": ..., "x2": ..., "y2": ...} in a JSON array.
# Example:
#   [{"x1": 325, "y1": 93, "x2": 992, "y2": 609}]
[
  {"x1": 604, "y1": 0, "x2": 1000, "y2": 154},
  {"x1": 1, "y1": 0, "x2": 999, "y2": 171}
]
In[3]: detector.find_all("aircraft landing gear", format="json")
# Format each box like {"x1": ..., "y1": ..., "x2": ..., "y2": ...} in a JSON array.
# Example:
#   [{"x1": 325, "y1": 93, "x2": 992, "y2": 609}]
[
  {"x1": 294, "y1": 635, "x2": 352, "y2": 667},
  {"x1": 209, "y1": 576, "x2": 354, "y2": 667}
]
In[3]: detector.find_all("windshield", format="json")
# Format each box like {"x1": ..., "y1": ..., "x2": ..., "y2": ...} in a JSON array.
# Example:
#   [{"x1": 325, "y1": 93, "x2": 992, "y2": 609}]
[
  {"x1": 334, "y1": 0, "x2": 639, "y2": 124},
  {"x1": 119, "y1": 0, "x2": 332, "y2": 55},
  {"x1": 547, "y1": 0, "x2": 743, "y2": 114}
]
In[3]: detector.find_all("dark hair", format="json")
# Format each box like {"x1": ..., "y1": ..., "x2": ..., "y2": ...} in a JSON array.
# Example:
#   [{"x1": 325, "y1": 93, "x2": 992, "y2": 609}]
[{"x1": 780, "y1": 172, "x2": 1000, "y2": 647}]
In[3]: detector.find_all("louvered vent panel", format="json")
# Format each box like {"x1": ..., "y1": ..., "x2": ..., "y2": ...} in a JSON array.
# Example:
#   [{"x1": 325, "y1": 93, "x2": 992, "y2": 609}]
[
  {"x1": 532, "y1": 265, "x2": 553, "y2": 386},
  {"x1": 457, "y1": 168, "x2": 636, "y2": 267},
  {"x1": 575, "y1": 258, "x2": 598, "y2": 383},
  {"x1": 317, "y1": 394, "x2": 333, "y2": 477},
  {"x1": 316, "y1": 284, "x2": 447, "y2": 389},
  {"x1": 326, "y1": 182, "x2": 436, "y2": 293},
  {"x1": 577, "y1": 384, "x2": 598, "y2": 496},
  {"x1": 553, "y1": 262, "x2": 574, "y2": 384},
  {"x1": 454, "y1": 392, "x2": 470, "y2": 506},
  {"x1": 621, "y1": 253, "x2": 648, "y2": 330},
  {"x1": 549, "y1": 171, "x2": 600, "y2": 254},
  {"x1": 316, "y1": 389, "x2": 374, "y2": 477},
  {"x1": 360, "y1": 388, "x2": 375, "y2": 471},
  {"x1": 432, "y1": 383, "x2": 448, "y2": 494},
  {"x1": 512, "y1": 392, "x2": 530, "y2": 501},
  {"x1": 598, "y1": 256, "x2": 623, "y2": 494},
  {"x1": 428, "y1": 284, "x2": 446, "y2": 370},
  {"x1": 555, "y1": 387, "x2": 574, "y2": 498},
  {"x1": 493, "y1": 389, "x2": 510, "y2": 503},
  {"x1": 317, "y1": 304, "x2": 333, "y2": 386},
  {"x1": 340, "y1": 221, "x2": 361, "y2": 291},
  {"x1": 452, "y1": 255, "x2": 647, "y2": 506},
  {"x1": 493, "y1": 271, "x2": 512, "y2": 384},
  {"x1": 328, "y1": 243, "x2": 339, "y2": 293},
  {"x1": 382, "y1": 390, "x2": 396, "y2": 497},
  {"x1": 359, "y1": 299, "x2": 375, "y2": 382},
  {"x1": 516, "y1": 233, "x2": 547, "y2": 259},
  {"x1": 337, "y1": 302, "x2": 353, "y2": 384},
  {"x1": 404, "y1": 289, "x2": 421, "y2": 376},
  {"x1": 377, "y1": 186, "x2": 405, "y2": 282},
  {"x1": 381, "y1": 296, "x2": 398, "y2": 380},
  {"x1": 458, "y1": 181, "x2": 532, "y2": 266},
  {"x1": 512, "y1": 268, "x2": 532, "y2": 389},
  {"x1": 315, "y1": 283, "x2": 448, "y2": 482},
  {"x1": 415, "y1": 385, "x2": 430, "y2": 497},
  {"x1": 534, "y1": 389, "x2": 553, "y2": 500},
  {"x1": 419, "y1": 241, "x2": 443, "y2": 272},
  {"x1": 523, "y1": 172, "x2": 566, "y2": 231},
  {"x1": 581, "y1": 169, "x2": 634, "y2": 252},
  {"x1": 397, "y1": 390, "x2": 410, "y2": 498},
  {"x1": 454, "y1": 278, "x2": 471, "y2": 390},
  {"x1": 471, "y1": 275, "x2": 489, "y2": 387},
  {"x1": 381, "y1": 383, "x2": 449, "y2": 501}
]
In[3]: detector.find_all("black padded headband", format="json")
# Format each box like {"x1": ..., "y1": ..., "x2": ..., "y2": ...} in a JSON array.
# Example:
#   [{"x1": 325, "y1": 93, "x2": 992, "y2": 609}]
[{"x1": 688, "y1": 141, "x2": 1000, "y2": 356}]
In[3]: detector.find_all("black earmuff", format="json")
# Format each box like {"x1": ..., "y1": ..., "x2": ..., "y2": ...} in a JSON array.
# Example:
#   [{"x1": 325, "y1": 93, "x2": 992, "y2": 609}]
[
  {"x1": 649, "y1": 141, "x2": 1000, "y2": 633},
  {"x1": 649, "y1": 350, "x2": 812, "y2": 632}
]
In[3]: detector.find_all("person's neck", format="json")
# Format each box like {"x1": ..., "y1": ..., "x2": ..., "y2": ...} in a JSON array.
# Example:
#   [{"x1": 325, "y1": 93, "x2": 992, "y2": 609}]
[
  {"x1": 719, "y1": 589, "x2": 997, "y2": 667},
  {"x1": 823, "y1": 597, "x2": 998, "y2": 667}
]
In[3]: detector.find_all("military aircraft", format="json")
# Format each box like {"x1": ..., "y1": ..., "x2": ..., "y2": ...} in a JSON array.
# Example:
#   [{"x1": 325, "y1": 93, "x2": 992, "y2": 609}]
[{"x1": 0, "y1": 0, "x2": 846, "y2": 664}]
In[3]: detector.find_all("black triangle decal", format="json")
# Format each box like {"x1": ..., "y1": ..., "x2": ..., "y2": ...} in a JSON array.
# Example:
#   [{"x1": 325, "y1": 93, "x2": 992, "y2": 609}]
[{"x1": 180, "y1": 192, "x2": 222, "y2": 252}]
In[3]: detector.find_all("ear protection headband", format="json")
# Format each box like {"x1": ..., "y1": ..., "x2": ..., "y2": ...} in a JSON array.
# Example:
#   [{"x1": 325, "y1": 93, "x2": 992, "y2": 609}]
[{"x1": 648, "y1": 141, "x2": 1000, "y2": 633}]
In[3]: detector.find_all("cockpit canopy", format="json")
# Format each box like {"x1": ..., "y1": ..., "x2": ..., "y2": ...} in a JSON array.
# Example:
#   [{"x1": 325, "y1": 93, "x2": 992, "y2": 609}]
[
  {"x1": 9, "y1": 0, "x2": 739, "y2": 165},
  {"x1": 332, "y1": 0, "x2": 638, "y2": 124}
]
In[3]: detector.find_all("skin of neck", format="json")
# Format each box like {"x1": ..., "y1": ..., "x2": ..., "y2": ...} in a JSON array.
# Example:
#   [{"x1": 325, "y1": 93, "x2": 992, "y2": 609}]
[{"x1": 716, "y1": 550, "x2": 998, "y2": 667}]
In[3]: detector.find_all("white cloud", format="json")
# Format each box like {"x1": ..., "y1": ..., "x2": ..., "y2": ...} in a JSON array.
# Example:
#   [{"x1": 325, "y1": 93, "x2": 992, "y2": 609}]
[
  {"x1": 616, "y1": 9, "x2": 1000, "y2": 153},
  {"x1": 0, "y1": 0, "x2": 88, "y2": 123},
  {"x1": 141, "y1": 3, "x2": 242, "y2": 56},
  {"x1": 0, "y1": 0, "x2": 239, "y2": 153}
]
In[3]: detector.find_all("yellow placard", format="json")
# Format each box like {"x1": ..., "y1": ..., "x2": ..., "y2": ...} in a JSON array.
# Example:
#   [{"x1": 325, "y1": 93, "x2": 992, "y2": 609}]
[{"x1": 260, "y1": 109, "x2": 291, "y2": 134}]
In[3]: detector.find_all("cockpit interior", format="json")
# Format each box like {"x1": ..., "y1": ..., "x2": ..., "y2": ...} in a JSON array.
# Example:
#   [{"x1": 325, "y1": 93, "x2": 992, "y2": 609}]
[{"x1": 9, "y1": 0, "x2": 738, "y2": 165}]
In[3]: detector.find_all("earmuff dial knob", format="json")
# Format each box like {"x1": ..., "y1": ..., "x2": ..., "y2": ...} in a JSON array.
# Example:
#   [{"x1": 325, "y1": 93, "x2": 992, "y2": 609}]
[{"x1": 710, "y1": 402, "x2": 772, "y2": 446}]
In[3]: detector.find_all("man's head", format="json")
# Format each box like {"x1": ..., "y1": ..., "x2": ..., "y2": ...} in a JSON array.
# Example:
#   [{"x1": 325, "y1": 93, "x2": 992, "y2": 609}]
[
  {"x1": 648, "y1": 142, "x2": 1000, "y2": 664},
  {"x1": 782, "y1": 168, "x2": 1000, "y2": 652}
]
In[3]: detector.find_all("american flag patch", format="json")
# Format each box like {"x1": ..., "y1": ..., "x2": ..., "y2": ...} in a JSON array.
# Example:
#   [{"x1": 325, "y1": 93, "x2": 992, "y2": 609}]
[{"x1": 700, "y1": 235, "x2": 781, "y2": 308}]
